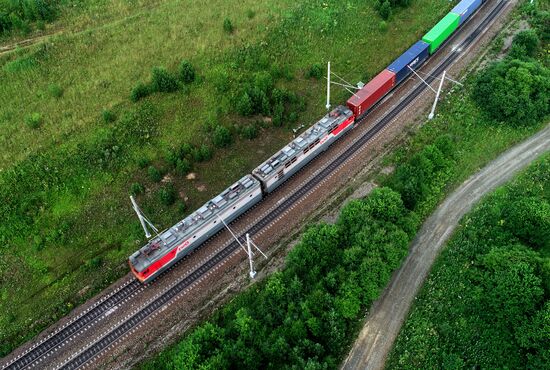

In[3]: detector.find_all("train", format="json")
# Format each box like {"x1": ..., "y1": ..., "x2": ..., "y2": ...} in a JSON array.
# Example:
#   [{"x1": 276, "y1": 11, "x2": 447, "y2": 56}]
[{"x1": 129, "y1": 0, "x2": 486, "y2": 283}]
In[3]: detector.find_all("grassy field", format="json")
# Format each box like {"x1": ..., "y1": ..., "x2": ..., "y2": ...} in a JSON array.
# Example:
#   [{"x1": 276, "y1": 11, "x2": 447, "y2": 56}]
[{"x1": 0, "y1": 0, "x2": 457, "y2": 356}]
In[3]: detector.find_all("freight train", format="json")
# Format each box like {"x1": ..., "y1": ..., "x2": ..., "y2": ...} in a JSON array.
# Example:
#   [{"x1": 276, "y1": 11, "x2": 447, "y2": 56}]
[{"x1": 129, "y1": 0, "x2": 485, "y2": 283}]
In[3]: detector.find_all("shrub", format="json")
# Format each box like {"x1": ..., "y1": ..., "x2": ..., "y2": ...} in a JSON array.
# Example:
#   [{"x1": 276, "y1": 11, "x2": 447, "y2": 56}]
[
  {"x1": 148, "y1": 166, "x2": 162, "y2": 182},
  {"x1": 137, "y1": 156, "x2": 151, "y2": 169},
  {"x1": 159, "y1": 185, "x2": 177, "y2": 206},
  {"x1": 212, "y1": 125, "x2": 233, "y2": 148},
  {"x1": 25, "y1": 112, "x2": 42, "y2": 129},
  {"x1": 254, "y1": 71, "x2": 274, "y2": 94},
  {"x1": 247, "y1": 9, "x2": 255, "y2": 19},
  {"x1": 175, "y1": 158, "x2": 191, "y2": 175},
  {"x1": 130, "y1": 182, "x2": 144, "y2": 195},
  {"x1": 202, "y1": 116, "x2": 218, "y2": 133},
  {"x1": 379, "y1": 20, "x2": 388, "y2": 32},
  {"x1": 509, "y1": 29, "x2": 540, "y2": 58},
  {"x1": 165, "y1": 148, "x2": 179, "y2": 167},
  {"x1": 0, "y1": 0, "x2": 56, "y2": 36},
  {"x1": 102, "y1": 109, "x2": 116, "y2": 123},
  {"x1": 179, "y1": 142, "x2": 193, "y2": 159},
  {"x1": 179, "y1": 60, "x2": 196, "y2": 84},
  {"x1": 223, "y1": 18, "x2": 234, "y2": 33},
  {"x1": 378, "y1": 1, "x2": 392, "y2": 20},
  {"x1": 130, "y1": 82, "x2": 150, "y2": 102},
  {"x1": 47, "y1": 84, "x2": 63, "y2": 98},
  {"x1": 211, "y1": 68, "x2": 230, "y2": 92},
  {"x1": 305, "y1": 63, "x2": 323, "y2": 79},
  {"x1": 151, "y1": 67, "x2": 179, "y2": 93},
  {"x1": 241, "y1": 124, "x2": 258, "y2": 140},
  {"x1": 177, "y1": 201, "x2": 187, "y2": 214},
  {"x1": 473, "y1": 59, "x2": 550, "y2": 127},
  {"x1": 86, "y1": 257, "x2": 102, "y2": 270},
  {"x1": 199, "y1": 144, "x2": 213, "y2": 161},
  {"x1": 237, "y1": 92, "x2": 253, "y2": 116}
]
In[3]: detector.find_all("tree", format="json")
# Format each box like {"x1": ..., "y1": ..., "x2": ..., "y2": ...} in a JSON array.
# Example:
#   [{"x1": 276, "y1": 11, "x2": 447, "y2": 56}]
[
  {"x1": 151, "y1": 67, "x2": 179, "y2": 93},
  {"x1": 159, "y1": 184, "x2": 177, "y2": 205},
  {"x1": 212, "y1": 125, "x2": 232, "y2": 148},
  {"x1": 510, "y1": 29, "x2": 540, "y2": 58},
  {"x1": 237, "y1": 92, "x2": 253, "y2": 116},
  {"x1": 148, "y1": 165, "x2": 162, "y2": 182},
  {"x1": 378, "y1": 1, "x2": 392, "y2": 20},
  {"x1": 179, "y1": 60, "x2": 196, "y2": 84},
  {"x1": 223, "y1": 18, "x2": 233, "y2": 33},
  {"x1": 504, "y1": 198, "x2": 550, "y2": 249},
  {"x1": 473, "y1": 59, "x2": 550, "y2": 126},
  {"x1": 130, "y1": 82, "x2": 150, "y2": 102}
]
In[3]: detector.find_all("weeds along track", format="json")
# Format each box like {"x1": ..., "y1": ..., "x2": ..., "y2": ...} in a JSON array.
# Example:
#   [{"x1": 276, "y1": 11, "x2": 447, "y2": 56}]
[{"x1": 2, "y1": 1, "x2": 507, "y2": 369}]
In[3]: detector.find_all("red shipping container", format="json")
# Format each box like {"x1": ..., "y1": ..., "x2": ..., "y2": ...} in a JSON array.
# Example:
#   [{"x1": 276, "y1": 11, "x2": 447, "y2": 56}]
[{"x1": 347, "y1": 69, "x2": 396, "y2": 117}]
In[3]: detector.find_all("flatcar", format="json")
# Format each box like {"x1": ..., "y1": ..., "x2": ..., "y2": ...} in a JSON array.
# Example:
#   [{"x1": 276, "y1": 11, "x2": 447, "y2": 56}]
[{"x1": 129, "y1": 0, "x2": 486, "y2": 283}]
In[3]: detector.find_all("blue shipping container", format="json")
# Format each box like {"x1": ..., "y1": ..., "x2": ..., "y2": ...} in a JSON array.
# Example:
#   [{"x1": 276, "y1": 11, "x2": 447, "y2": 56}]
[
  {"x1": 451, "y1": 0, "x2": 482, "y2": 25},
  {"x1": 387, "y1": 40, "x2": 430, "y2": 84}
]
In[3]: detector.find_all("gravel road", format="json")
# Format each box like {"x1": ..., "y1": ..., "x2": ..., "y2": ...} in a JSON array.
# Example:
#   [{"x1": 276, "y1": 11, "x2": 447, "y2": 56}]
[{"x1": 342, "y1": 124, "x2": 550, "y2": 370}]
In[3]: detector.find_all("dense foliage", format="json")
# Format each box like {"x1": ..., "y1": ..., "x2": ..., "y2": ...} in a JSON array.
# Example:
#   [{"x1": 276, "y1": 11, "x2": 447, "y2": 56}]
[
  {"x1": 473, "y1": 9, "x2": 550, "y2": 128},
  {"x1": 142, "y1": 187, "x2": 419, "y2": 369},
  {"x1": 389, "y1": 135, "x2": 455, "y2": 215},
  {"x1": 374, "y1": 0, "x2": 412, "y2": 20},
  {"x1": 388, "y1": 155, "x2": 550, "y2": 369},
  {"x1": 0, "y1": 0, "x2": 56, "y2": 35},
  {"x1": 473, "y1": 58, "x2": 550, "y2": 127}
]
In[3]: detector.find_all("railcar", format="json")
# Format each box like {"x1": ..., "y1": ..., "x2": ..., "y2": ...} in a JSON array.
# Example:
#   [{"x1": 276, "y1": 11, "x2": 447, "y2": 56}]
[
  {"x1": 253, "y1": 106, "x2": 354, "y2": 193},
  {"x1": 129, "y1": 0, "x2": 486, "y2": 283},
  {"x1": 129, "y1": 175, "x2": 262, "y2": 283}
]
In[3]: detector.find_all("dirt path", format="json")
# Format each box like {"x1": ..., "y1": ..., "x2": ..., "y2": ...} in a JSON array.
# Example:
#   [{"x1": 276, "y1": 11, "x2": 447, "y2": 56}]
[{"x1": 342, "y1": 124, "x2": 550, "y2": 370}]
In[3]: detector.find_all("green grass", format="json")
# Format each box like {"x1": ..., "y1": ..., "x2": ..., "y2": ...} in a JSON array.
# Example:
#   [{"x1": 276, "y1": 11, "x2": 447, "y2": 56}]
[
  {"x1": 386, "y1": 153, "x2": 550, "y2": 369},
  {"x1": 0, "y1": 0, "x2": 457, "y2": 355}
]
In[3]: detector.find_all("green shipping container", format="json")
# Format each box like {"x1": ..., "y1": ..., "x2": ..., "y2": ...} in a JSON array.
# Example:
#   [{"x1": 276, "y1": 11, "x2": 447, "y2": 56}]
[{"x1": 422, "y1": 13, "x2": 460, "y2": 54}]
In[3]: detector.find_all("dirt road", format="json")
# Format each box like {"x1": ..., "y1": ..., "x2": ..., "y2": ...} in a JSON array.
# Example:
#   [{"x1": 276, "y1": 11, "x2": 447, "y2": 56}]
[{"x1": 342, "y1": 124, "x2": 550, "y2": 370}]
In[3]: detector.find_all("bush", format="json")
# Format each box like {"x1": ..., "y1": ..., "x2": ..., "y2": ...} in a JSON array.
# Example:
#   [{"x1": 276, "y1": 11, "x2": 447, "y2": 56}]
[
  {"x1": 211, "y1": 67, "x2": 230, "y2": 92},
  {"x1": 241, "y1": 124, "x2": 258, "y2": 140},
  {"x1": 159, "y1": 185, "x2": 177, "y2": 206},
  {"x1": 509, "y1": 29, "x2": 540, "y2": 58},
  {"x1": 177, "y1": 201, "x2": 187, "y2": 214},
  {"x1": 25, "y1": 112, "x2": 42, "y2": 129},
  {"x1": 101, "y1": 109, "x2": 116, "y2": 123},
  {"x1": 305, "y1": 63, "x2": 323, "y2": 79},
  {"x1": 130, "y1": 82, "x2": 150, "y2": 102},
  {"x1": 378, "y1": 1, "x2": 392, "y2": 20},
  {"x1": 237, "y1": 92, "x2": 253, "y2": 116},
  {"x1": 379, "y1": 20, "x2": 388, "y2": 32},
  {"x1": 0, "y1": 0, "x2": 57, "y2": 36},
  {"x1": 151, "y1": 67, "x2": 179, "y2": 93},
  {"x1": 212, "y1": 125, "x2": 233, "y2": 148},
  {"x1": 137, "y1": 156, "x2": 151, "y2": 169},
  {"x1": 148, "y1": 166, "x2": 162, "y2": 182},
  {"x1": 130, "y1": 182, "x2": 144, "y2": 195},
  {"x1": 199, "y1": 144, "x2": 213, "y2": 161},
  {"x1": 473, "y1": 59, "x2": 550, "y2": 127},
  {"x1": 175, "y1": 158, "x2": 191, "y2": 175},
  {"x1": 47, "y1": 84, "x2": 63, "y2": 98},
  {"x1": 247, "y1": 9, "x2": 256, "y2": 19},
  {"x1": 179, "y1": 60, "x2": 196, "y2": 84},
  {"x1": 86, "y1": 256, "x2": 102, "y2": 270},
  {"x1": 223, "y1": 18, "x2": 234, "y2": 33}
]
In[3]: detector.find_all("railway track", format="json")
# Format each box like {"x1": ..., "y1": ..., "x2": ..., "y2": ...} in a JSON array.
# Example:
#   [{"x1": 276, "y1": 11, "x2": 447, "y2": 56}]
[{"x1": 2, "y1": 1, "x2": 508, "y2": 369}]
